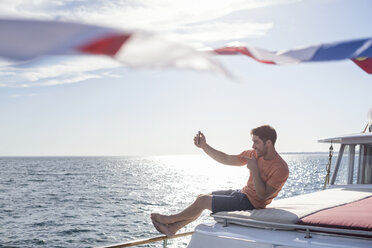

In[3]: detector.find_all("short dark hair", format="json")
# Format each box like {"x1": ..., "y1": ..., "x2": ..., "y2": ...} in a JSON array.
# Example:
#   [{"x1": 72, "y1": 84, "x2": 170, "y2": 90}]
[{"x1": 251, "y1": 125, "x2": 277, "y2": 145}]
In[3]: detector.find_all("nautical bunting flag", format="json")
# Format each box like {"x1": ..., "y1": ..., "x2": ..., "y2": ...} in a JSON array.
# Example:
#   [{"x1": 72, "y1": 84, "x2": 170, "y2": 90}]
[
  {"x1": 214, "y1": 38, "x2": 372, "y2": 74},
  {"x1": 0, "y1": 19, "x2": 371, "y2": 75},
  {"x1": 0, "y1": 19, "x2": 228, "y2": 75}
]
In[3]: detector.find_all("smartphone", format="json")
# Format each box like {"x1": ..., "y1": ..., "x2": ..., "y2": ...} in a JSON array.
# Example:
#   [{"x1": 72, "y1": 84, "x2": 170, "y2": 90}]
[{"x1": 197, "y1": 131, "x2": 201, "y2": 145}]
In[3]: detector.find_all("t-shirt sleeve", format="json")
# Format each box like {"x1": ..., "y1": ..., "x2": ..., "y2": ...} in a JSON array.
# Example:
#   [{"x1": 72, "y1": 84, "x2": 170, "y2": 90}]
[
  {"x1": 237, "y1": 150, "x2": 257, "y2": 165},
  {"x1": 266, "y1": 165, "x2": 289, "y2": 190}
]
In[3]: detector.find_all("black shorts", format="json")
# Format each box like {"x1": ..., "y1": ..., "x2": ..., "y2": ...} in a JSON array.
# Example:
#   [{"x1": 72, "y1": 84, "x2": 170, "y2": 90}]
[{"x1": 211, "y1": 189, "x2": 255, "y2": 213}]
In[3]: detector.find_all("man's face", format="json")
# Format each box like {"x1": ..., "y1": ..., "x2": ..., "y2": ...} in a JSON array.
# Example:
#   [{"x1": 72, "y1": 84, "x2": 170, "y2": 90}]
[{"x1": 252, "y1": 135, "x2": 267, "y2": 157}]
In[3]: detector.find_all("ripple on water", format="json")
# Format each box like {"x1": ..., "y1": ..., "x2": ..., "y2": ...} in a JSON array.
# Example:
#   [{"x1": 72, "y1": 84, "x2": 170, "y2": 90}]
[{"x1": 58, "y1": 228, "x2": 93, "y2": 236}]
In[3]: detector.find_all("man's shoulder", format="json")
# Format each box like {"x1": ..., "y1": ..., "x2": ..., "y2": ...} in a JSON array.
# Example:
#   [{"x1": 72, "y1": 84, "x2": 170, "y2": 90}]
[{"x1": 272, "y1": 155, "x2": 289, "y2": 173}]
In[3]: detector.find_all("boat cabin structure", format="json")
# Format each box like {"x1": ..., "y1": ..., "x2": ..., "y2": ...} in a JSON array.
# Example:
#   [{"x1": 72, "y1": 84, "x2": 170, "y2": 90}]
[{"x1": 319, "y1": 132, "x2": 372, "y2": 185}]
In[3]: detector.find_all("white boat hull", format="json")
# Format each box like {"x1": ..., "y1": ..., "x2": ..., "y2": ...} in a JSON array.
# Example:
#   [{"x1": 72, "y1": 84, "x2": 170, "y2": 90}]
[{"x1": 187, "y1": 222, "x2": 372, "y2": 248}]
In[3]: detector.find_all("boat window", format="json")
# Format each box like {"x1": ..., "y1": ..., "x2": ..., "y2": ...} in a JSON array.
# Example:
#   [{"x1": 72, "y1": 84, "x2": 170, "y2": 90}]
[
  {"x1": 353, "y1": 146, "x2": 360, "y2": 184},
  {"x1": 360, "y1": 145, "x2": 372, "y2": 184},
  {"x1": 333, "y1": 144, "x2": 360, "y2": 185},
  {"x1": 333, "y1": 145, "x2": 350, "y2": 185},
  {"x1": 332, "y1": 144, "x2": 372, "y2": 185}
]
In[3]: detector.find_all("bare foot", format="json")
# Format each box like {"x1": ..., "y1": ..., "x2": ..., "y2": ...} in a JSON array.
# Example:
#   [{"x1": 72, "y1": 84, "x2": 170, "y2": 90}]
[
  {"x1": 151, "y1": 216, "x2": 164, "y2": 234},
  {"x1": 151, "y1": 218, "x2": 176, "y2": 237},
  {"x1": 151, "y1": 213, "x2": 174, "y2": 224}
]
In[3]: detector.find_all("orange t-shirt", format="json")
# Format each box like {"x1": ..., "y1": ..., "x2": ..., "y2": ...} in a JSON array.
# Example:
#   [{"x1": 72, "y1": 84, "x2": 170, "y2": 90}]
[{"x1": 238, "y1": 150, "x2": 289, "y2": 209}]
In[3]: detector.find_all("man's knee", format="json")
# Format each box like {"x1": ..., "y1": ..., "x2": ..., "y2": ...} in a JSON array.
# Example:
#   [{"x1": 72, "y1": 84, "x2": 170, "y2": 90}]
[{"x1": 196, "y1": 194, "x2": 212, "y2": 209}]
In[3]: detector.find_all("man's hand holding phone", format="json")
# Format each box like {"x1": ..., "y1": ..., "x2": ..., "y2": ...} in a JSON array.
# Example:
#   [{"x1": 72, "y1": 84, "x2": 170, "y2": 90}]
[{"x1": 194, "y1": 131, "x2": 206, "y2": 148}]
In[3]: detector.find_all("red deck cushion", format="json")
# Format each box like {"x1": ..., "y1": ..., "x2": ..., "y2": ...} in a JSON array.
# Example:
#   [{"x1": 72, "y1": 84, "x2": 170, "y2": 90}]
[{"x1": 298, "y1": 196, "x2": 372, "y2": 231}]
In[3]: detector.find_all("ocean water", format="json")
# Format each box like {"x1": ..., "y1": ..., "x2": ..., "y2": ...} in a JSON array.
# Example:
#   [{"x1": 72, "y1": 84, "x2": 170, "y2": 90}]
[{"x1": 0, "y1": 154, "x2": 332, "y2": 248}]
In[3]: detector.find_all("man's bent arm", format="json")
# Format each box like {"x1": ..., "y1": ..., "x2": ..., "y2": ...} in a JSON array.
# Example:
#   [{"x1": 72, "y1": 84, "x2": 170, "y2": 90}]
[{"x1": 249, "y1": 164, "x2": 277, "y2": 200}]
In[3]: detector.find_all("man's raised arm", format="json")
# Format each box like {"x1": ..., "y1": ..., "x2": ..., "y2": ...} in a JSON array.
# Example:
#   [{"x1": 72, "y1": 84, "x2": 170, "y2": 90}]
[{"x1": 194, "y1": 132, "x2": 244, "y2": 166}]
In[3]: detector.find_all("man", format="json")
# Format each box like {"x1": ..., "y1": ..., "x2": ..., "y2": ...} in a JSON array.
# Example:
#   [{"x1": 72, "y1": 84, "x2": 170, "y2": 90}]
[{"x1": 151, "y1": 125, "x2": 289, "y2": 237}]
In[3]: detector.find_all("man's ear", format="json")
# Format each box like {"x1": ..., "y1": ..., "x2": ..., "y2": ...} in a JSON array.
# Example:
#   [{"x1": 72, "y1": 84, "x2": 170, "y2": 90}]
[{"x1": 266, "y1": 140, "x2": 273, "y2": 146}]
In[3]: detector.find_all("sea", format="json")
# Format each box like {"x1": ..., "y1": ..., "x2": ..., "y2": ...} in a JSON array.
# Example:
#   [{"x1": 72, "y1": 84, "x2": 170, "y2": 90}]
[{"x1": 0, "y1": 153, "x2": 333, "y2": 248}]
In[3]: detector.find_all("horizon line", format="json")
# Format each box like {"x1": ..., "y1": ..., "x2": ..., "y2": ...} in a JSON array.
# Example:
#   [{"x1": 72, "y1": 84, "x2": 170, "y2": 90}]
[{"x1": 0, "y1": 152, "x2": 334, "y2": 158}]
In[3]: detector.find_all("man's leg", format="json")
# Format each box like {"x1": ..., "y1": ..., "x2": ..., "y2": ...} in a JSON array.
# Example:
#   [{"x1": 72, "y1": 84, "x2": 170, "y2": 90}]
[{"x1": 151, "y1": 194, "x2": 212, "y2": 233}]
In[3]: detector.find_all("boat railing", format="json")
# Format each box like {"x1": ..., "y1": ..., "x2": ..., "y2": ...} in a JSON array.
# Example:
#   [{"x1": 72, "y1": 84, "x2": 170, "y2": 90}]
[
  {"x1": 212, "y1": 214, "x2": 372, "y2": 239},
  {"x1": 97, "y1": 231, "x2": 193, "y2": 248}
]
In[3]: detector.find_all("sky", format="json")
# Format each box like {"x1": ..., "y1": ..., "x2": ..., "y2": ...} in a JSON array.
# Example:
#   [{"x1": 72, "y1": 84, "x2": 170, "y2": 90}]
[{"x1": 0, "y1": 0, "x2": 371, "y2": 156}]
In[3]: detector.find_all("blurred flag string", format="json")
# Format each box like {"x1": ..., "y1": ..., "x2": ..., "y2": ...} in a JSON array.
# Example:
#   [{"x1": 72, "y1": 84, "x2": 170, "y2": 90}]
[
  {"x1": 0, "y1": 19, "x2": 371, "y2": 76},
  {"x1": 214, "y1": 38, "x2": 372, "y2": 74}
]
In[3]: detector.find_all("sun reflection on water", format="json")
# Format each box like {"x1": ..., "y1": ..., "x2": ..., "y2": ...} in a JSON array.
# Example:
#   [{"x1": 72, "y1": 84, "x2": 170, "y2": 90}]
[{"x1": 0, "y1": 154, "x2": 329, "y2": 248}]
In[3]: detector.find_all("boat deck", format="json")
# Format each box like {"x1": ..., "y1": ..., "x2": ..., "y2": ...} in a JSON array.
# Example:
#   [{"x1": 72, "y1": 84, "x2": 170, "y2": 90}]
[
  {"x1": 212, "y1": 185, "x2": 372, "y2": 237},
  {"x1": 298, "y1": 195, "x2": 372, "y2": 232}
]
